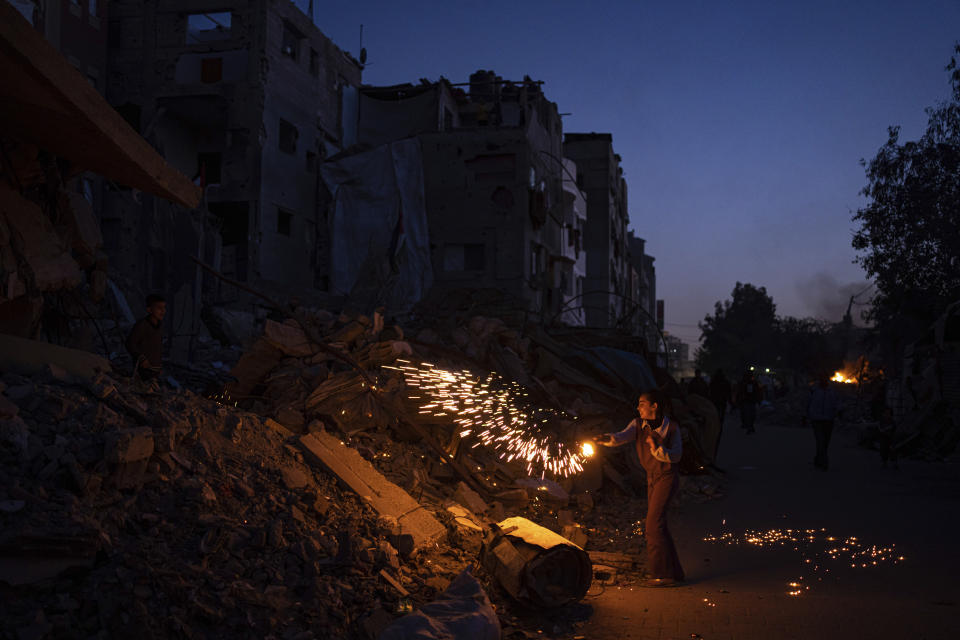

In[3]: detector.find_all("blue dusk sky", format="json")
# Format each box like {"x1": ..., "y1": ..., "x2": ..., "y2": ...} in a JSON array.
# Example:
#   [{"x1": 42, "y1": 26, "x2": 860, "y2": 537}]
[{"x1": 314, "y1": 0, "x2": 959, "y2": 347}]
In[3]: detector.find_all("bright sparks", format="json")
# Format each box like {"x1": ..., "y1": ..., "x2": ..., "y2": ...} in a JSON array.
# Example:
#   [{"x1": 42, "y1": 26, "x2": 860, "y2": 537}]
[
  {"x1": 383, "y1": 359, "x2": 587, "y2": 478},
  {"x1": 704, "y1": 526, "x2": 904, "y2": 597},
  {"x1": 581, "y1": 442, "x2": 596, "y2": 458}
]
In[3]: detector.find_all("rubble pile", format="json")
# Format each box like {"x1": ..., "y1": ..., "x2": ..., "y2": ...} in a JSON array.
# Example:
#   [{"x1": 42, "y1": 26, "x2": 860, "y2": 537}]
[
  {"x1": 1, "y1": 306, "x2": 726, "y2": 639},
  {"x1": 0, "y1": 368, "x2": 471, "y2": 639}
]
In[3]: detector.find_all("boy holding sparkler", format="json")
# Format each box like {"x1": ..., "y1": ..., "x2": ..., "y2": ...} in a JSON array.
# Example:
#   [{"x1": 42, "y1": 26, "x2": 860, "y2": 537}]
[{"x1": 598, "y1": 389, "x2": 685, "y2": 587}]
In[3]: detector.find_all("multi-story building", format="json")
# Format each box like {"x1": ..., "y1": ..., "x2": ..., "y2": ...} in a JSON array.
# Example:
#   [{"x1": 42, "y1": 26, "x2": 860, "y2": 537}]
[
  {"x1": 627, "y1": 231, "x2": 658, "y2": 351},
  {"x1": 556, "y1": 158, "x2": 587, "y2": 326},
  {"x1": 357, "y1": 70, "x2": 569, "y2": 320},
  {"x1": 562, "y1": 133, "x2": 631, "y2": 329},
  {"x1": 11, "y1": 0, "x2": 109, "y2": 92},
  {"x1": 105, "y1": 0, "x2": 361, "y2": 300}
]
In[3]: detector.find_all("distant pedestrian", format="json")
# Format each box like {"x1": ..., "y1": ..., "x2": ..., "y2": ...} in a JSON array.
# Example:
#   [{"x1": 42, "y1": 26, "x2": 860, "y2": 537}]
[
  {"x1": 599, "y1": 389, "x2": 684, "y2": 587},
  {"x1": 126, "y1": 294, "x2": 165, "y2": 382},
  {"x1": 687, "y1": 368, "x2": 709, "y2": 399},
  {"x1": 709, "y1": 369, "x2": 732, "y2": 458},
  {"x1": 735, "y1": 370, "x2": 762, "y2": 434},
  {"x1": 807, "y1": 374, "x2": 840, "y2": 470}
]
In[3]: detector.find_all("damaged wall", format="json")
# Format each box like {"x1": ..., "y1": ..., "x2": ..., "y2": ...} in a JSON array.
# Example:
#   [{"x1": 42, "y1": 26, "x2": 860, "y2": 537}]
[
  {"x1": 105, "y1": 0, "x2": 362, "y2": 311},
  {"x1": 563, "y1": 133, "x2": 632, "y2": 330}
]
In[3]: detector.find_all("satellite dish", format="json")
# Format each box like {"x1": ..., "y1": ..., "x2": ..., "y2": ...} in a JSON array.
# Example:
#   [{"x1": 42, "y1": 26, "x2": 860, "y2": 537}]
[{"x1": 359, "y1": 47, "x2": 367, "y2": 64}]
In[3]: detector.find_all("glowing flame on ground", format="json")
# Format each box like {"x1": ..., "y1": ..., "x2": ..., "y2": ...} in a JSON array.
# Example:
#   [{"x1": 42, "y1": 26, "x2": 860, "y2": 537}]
[{"x1": 383, "y1": 359, "x2": 586, "y2": 478}]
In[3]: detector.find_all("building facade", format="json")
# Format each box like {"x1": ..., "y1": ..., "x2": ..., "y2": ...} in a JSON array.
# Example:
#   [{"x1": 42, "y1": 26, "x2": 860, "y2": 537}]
[
  {"x1": 562, "y1": 133, "x2": 631, "y2": 329},
  {"x1": 627, "y1": 231, "x2": 658, "y2": 351},
  {"x1": 359, "y1": 71, "x2": 570, "y2": 320},
  {"x1": 105, "y1": 0, "x2": 361, "y2": 294}
]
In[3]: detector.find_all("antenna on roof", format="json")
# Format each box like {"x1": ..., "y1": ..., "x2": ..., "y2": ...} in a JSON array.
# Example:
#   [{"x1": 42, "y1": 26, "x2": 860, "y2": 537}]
[{"x1": 359, "y1": 24, "x2": 367, "y2": 65}]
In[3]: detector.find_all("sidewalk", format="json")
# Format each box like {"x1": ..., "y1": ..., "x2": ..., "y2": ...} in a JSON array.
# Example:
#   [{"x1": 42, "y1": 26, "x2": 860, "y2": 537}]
[{"x1": 577, "y1": 414, "x2": 960, "y2": 640}]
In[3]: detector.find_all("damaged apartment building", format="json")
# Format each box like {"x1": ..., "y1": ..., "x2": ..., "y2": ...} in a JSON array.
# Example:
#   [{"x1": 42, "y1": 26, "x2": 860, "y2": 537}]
[
  {"x1": 102, "y1": 0, "x2": 361, "y2": 355},
  {"x1": 339, "y1": 70, "x2": 590, "y2": 324},
  {"x1": 563, "y1": 134, "x2": 659, "y2": 342}
]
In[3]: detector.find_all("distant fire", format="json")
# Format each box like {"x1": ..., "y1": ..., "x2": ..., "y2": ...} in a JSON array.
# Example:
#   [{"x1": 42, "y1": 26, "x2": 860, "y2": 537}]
[
  {"x1": 831, "y1": 371, "x2": 857, "y2": 384},
  {"x1": 830, "y1": 356, "x2": 876, "y2": 385}
]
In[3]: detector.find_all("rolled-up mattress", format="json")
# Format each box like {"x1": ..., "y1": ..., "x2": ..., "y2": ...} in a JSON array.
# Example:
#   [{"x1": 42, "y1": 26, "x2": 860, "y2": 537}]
[{"x1": 481, "y1": 516, "x2": 592, "y2": 608}]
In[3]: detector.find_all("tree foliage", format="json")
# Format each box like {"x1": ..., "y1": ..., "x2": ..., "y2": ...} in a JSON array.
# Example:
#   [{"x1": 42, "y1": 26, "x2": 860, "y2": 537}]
[
  {"x1": 697, "y1": 284, "x2": 842, "y2": 379},
  {"x1": 852, "y1": 43, "x2": 960, "y2": 323},
  {"x1": 696, "y1": 282, "x2": 777, "y2": 375}
]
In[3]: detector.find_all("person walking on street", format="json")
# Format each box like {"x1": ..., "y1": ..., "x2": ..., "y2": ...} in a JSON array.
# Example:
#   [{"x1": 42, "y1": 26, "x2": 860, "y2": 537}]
[
  {"x1": 709, "y1": 369, "x2": 732, "y2": 458},
  {"x1": 599, "y1": 389, "x2": 684, "y2": 587},
  {"x1": 807, "y1": 374, "x2": 840, "y2": 470},
  {"x1": 735, "y1": 370, "x2": 762, "y2": 434},
  {"x1": 126, "y1": 294, "x2": 166, "y2": 383}
]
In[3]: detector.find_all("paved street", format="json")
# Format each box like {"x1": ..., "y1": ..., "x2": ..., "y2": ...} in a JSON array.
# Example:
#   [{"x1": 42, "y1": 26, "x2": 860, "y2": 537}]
[{"x1": 578, "y1": 414, "x2": 960, "y2": 640}]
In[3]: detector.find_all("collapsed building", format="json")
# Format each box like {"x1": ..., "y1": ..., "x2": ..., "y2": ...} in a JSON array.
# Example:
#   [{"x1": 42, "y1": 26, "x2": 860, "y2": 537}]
[{"x1": 101, "y1": 0, "x2": 362, "y2": 356}]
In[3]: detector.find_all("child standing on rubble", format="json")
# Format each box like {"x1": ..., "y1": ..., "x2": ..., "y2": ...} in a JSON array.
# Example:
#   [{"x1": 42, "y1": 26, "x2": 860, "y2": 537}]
[
  {"x1": 598, "y1": 389, "x2": 685, "y2": 587},
  {"x1": 126, "y1": 293, "x2": 166, "y2": 384}
]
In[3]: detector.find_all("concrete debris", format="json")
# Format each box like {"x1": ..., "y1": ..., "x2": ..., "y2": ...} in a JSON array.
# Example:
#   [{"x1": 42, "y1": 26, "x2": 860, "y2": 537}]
[
  {"x1": 298, "y1": 430, "x2": 446, "y2": 551},
  {"x1": 0, "y1": 333, "x2": 111, "y2": 382},
  {"x1": 1, "y1": 297, "x2": 729, "y2": 637}
]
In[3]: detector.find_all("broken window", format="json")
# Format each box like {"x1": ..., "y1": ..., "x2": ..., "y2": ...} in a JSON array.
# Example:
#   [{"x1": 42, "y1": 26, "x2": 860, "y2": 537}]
[
  {"x1": 278, "y1": 119, "x2": 298, "y2": 154},
  {"x1": 282, "y1": 20, "x2": 302, "y2": 60},
  {"x1": 310, "y1": 48, "x2": 319, "y2": 76},
  {"x1": 443, "y1": 244, "x2": 485, "y2": 271},
  {"x1": 200, "y1": 57, "x2": 223, "y2": 83},
  {"x1": 186, "y1": 12, "x2": 232, "y2": 44},
  {"x1": 277, "y1": 208, "x2": 293, "y2": 236},
  {"x1": 530, "y1": 243, "x2": 543, "y2": 277}
]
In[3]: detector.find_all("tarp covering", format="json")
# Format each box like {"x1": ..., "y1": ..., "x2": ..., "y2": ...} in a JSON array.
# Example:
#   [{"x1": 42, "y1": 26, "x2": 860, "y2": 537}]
[
  {"x1": 378, "y1": 568, "x2": 500, "y2": 640},
  {"x1": 319, "y1": 139, "x2": 433, "y2": 313}
]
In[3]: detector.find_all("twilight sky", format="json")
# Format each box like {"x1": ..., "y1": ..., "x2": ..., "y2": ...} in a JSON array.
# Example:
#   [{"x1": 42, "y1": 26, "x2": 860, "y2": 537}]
[{"x1": 314, "y1": 0, "x2": 959, "y2": 347}]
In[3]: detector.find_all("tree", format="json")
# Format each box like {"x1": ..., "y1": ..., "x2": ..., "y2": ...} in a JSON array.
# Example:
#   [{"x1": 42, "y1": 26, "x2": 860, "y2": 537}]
[
  {"x1": 852, "y1": 43, "x2": 960, "y2": 325},
  {"x1": 696, "y1": 282, "x2": 777, "y2": 375},
  {"x1": 777, "y1": 316, "x2": 838, "y2": 379}
]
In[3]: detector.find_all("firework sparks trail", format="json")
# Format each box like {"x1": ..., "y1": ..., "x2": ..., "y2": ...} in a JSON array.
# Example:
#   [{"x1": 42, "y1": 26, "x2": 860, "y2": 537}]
[
  {"x1": 382, "y1": 359, "x2": 587, "y2": 478},
  {"x1": 703, "y1": 526, "x2": 905, "y2": 597}
]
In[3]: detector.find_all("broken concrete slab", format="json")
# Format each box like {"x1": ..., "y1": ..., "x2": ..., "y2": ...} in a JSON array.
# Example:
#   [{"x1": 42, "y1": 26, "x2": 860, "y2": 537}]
[
  {"x1": 263, "y1": 319, "x2": 313, "y2": 357},
  {"x1": 298, "y1": 430, "x2": 445, "y2": 551},
  {"x1": 0, "y1": 333, "x2": 111, "y2": 382},
  {"x1": 264, "y1": 418, "x2": 294, "y2": 439},
  {"x1": 446, "y1": 504, "x2": 484, "y2": 532},
  {"x1": 560, "y1": 523, "x2": 588, "y2": 549},
  {"x1": 104, "y1": 427, "x2": 154, "y2": 464},
  {"x1": 453, "y1": 481, "x2": 488, "y2": 516},
  {"x1": 226, "y1": 338, "x2": 283, "y2": 397}
]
